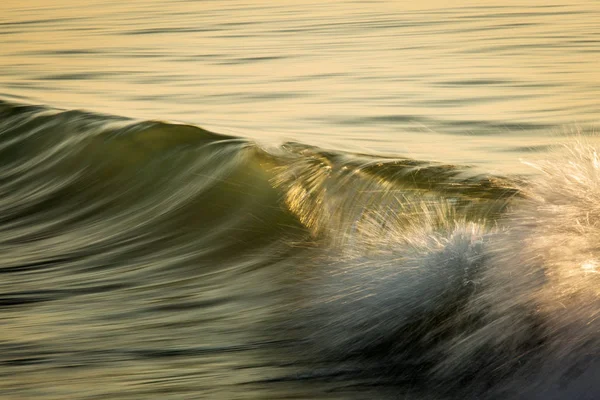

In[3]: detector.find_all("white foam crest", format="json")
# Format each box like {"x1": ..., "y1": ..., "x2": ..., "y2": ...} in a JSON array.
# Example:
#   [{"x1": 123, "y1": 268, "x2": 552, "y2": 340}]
[
  {"x1": 436, "y1": 142, "x2": 600, "y2": 397},
  {"x1": 299, "y1": 202, "x2": 490, "y2": 359},
  {"x1": 294, "y1": 143, "x2": 600, "y2": 398}
]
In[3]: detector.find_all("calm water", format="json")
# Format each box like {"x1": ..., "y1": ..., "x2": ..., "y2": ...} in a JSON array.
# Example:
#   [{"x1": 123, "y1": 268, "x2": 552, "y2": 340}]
[
  {"x1": 1, "y1": 1, "x2": 600, "y2": 399},
  {"x1": 1, "y1": 0, "x2": 599, "y2": 171}
]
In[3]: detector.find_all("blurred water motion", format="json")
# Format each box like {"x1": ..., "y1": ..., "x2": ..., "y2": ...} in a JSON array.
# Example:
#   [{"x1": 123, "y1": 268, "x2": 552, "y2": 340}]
[{"x1": 1, "y1": 1, "x2": 599, "y2": 399}]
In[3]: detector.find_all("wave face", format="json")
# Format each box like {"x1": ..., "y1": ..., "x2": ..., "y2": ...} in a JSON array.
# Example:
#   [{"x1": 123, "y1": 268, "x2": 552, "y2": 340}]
[{"x1": 0, "y1": 100, "x2": 598, "y2": 399}]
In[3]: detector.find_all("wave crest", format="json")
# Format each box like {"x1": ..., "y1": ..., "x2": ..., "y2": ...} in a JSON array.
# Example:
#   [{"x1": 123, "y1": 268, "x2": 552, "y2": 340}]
[{"x1": 284, "y1": 143, "x2": 600, "y2": 398}]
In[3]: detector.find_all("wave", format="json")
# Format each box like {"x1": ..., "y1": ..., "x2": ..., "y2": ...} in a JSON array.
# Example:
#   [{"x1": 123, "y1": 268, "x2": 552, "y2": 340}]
[
  {"x1": 282, "y1": 144, "x2": 600, "y2": 399},
  {"x1": 1, "y1": 99, "x2": 598, "y2": 399}
]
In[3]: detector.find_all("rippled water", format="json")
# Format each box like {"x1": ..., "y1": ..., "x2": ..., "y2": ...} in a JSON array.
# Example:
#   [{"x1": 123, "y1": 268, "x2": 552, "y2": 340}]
[
  {"x1": 1, "y1": 1, "x2": 600, "y2": 399},
  {"x1": 2, "y1": 0, "x2": 599, "y2": 171}
]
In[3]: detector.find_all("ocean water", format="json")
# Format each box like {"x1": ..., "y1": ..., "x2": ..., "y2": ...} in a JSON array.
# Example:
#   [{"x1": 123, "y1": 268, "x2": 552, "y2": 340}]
[{"x1": 1, "y1": 1, "x2": 600, "y2": 399}]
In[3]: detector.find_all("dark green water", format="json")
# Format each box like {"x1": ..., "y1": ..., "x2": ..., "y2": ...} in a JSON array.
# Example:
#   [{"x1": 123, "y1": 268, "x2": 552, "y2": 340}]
[{"x1": 0, "y1": 99, "x2": 517, "y2": 399}]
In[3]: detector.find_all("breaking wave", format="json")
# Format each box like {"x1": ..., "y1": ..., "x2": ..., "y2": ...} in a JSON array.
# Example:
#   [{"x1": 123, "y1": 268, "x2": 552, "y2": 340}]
[{"x1": 1, "y1": 99, "x2": 598, "y2": 399}]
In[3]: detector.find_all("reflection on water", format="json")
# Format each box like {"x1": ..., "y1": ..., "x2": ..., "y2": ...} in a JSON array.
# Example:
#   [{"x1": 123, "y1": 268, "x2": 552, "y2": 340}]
[
  {"x1": 1, "y1": 2, "x2": 600, "y2": 399},
  {"x1": 1, "y1": 0, "x2": 599, "y2": 171}
]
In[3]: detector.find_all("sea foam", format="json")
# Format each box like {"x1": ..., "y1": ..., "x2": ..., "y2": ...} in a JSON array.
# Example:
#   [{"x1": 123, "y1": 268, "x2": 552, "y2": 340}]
[{"x1": 290, "y1": 143, "x2": 600, "y2": 398}]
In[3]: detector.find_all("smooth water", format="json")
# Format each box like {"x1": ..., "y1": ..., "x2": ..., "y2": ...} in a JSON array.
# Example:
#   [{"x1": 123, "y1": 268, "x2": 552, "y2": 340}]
[
  {"x1": 2, "y1": 0, "x2": 599, "y2": 171},
  {"x1": 1, "y1": 1, "x2": 600, "y2": 399}
]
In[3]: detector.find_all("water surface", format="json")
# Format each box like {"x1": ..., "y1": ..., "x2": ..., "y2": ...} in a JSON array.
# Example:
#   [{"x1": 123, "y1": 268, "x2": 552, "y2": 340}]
[{"x1": 1, "y1": 1, "x2": 600, "y2": 399}]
